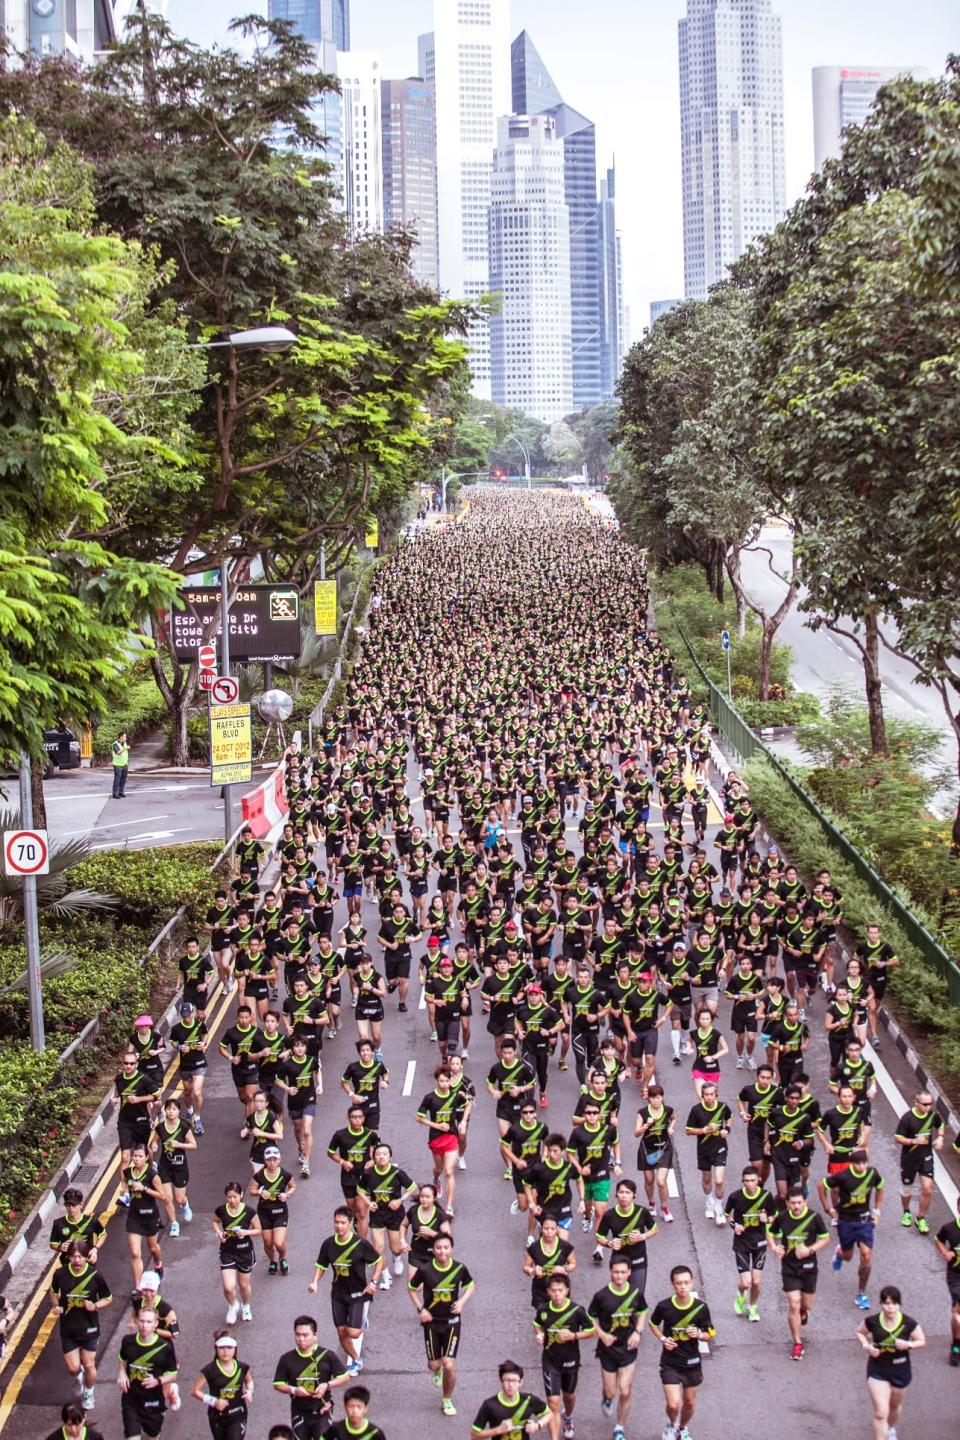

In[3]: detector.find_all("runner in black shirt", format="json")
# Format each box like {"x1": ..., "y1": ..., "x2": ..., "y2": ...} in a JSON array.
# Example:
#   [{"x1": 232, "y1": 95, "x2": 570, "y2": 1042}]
[
  {"x1": 327, "y1": 1385, "x2": 387, "y2": 1440},
  {"x1": 649, "y1": 1265, "x2": 715, "y2": 1440},
  {"x1": 934, "y1": 1198, "x2": 960, "y2": 1366},
  {"x1": 588, "y1": 1257, "x2": 647, "y2": 1436},
  {"x1": 724, "y1": 1166, "x2": 774, "y2": 1323},
  {"x1": 856, "y1": 1285, "x2": 924, "y2": 1440},
  {"x1": 49, "y1": 1245, "x2": 113, "y2": 1411},
  {"x1": 190, "y1": 1332, "x2": 253, "y2": 1440},
  {"x1": 895, "y1": 1091, "x2": 944, "y2": 1234},
  {"x1": 767, "y1": 1187, "x2": 831, "y2": 1361},
  {"x1": 309, "y1": 1208, "x2": 383, "y2": 1374},
  {"x1": 522, "y1": 1215, "x2": 576, "y2": 1310},
  {"x1": 327, "y1": 1106, "x2": 380, "y2": 1225},
  {"x1": 533, "y1": 1273, "x2": 595, "y2": 1440},
  {"x1": 471, "y1": 1359, "x2": 552, "y2": 1439},
  {"x1": 408, "y1": 1233, "x2": 476, "y2": 1420},
  {"x1": 117, "y1": 1307, "x2": 179, "y2": 1440},
  {"x1": 50, "y1": 1190, "x2": 106, "y2": 1268},
  {"x1": 44, "y1": 1400, "x2": 106, "y2": 1440},
  {"x1": 273, "y1": 1314, "x2": 350, "y2": 1436}
]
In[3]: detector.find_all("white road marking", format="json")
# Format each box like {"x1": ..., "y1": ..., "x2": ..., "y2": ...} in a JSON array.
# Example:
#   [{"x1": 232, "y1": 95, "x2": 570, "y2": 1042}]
[
  {"x1": 402, "y1": 1060, "x2": 417, "y2": 1097},
  {"x1": 865, "y1": 1040, "x2": 959, "y2": 1211},
  {"x1": 667, "y1": 1169, "x2": 679, "y2": 1198},
  {"x1": 62, "y1": 813, "x2": 170, "y2": 835},
  {"x1": 418, "y1": 986, "x2": 426, "y2": 1010}
]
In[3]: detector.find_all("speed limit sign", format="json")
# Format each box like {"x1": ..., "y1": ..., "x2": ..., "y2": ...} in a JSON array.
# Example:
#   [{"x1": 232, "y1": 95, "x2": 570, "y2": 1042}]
[{"x1": 4, "y1": 829, "x2": 50, "y2": 876}]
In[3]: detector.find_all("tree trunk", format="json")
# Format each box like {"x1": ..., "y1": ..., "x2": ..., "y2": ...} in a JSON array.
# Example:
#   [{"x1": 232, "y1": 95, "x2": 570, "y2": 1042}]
[
  {"x1": 759, "y1": 621, "x2": 775, "y2": 701},
  {"x1": 169, "y1": 689, "x2": 190, "y2": 767},
  {"x1": 862, "y1": 609, "x2": 887, "y2": 755},
  {"x1": 30, "y1": 756, "x2": 47, "y2": 830}
]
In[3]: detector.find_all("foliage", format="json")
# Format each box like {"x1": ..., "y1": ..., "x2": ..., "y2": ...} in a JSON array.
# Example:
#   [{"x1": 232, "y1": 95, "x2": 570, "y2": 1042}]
[
  {"x1": 736, "y1": 695, "x2": 821, "y2": 729},
  {"x1": 91, "y1": 676, "x2": 170, "y2": 759},
  {"x1": 69, "y1": 842, "x2": 218, "y2": 925},
  {"x1": 0, "y1": 1045, "x2": 78, "y2": 1226},
  {"x1": 742, "y1": 757, "x2": 960, "y2": 1099},
  {"x1": 568, "y1": 401, "x2": 618, "y2": 484},
  {"x1": 0, "y1": 810, "x2": 119, "y2": 927},
  {"x1": 795, "y1": 688, "x2": 948, "y2": 775},
  {"x1": 0, "y1": 113, "x2": 185, "y2": 766},
  {"x1": 653, "y1": 565, "x2": 794, "y2": 695}
]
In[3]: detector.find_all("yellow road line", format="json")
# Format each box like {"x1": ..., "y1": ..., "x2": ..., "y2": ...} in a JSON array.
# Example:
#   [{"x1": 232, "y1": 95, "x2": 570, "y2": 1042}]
[{"x1": 0, "y1": 980, "x2": 236, "y2": 1433}]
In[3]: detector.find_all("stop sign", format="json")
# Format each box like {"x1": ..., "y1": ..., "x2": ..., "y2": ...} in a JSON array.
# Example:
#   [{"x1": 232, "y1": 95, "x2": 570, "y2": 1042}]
[
  {"x1": 198, "y1": 643, "x2": 217, "y2": 670},
  {"x1": 199, "y1": 670, "x2": 215, "y2": 691}
]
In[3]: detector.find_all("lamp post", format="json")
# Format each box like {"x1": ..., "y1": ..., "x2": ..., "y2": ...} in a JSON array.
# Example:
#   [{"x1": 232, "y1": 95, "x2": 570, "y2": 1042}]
[
  {"x1": 503, "y1": 434, "x2": 532, "y2": 487},
  {"x1": 196, "y1": 326, "x2": 297, "y2": 841}
]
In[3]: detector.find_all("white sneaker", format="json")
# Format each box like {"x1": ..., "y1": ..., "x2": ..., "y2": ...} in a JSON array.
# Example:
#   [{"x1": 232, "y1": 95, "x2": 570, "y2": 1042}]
[
  {"x1": 747, "y1": 1056, "x2": 757, "y2": 1070},
  {"x1": 886, "y1": 1428, "x2": 897, "y2": 1440},
  {"x1": 600, "y1": 1396, "x2": 616, "y2": 1418},
  {"x1": 393, "y1": 1255, "x2": 404, "y2": 1275},
  {"x1": 226, "y1": 1301, "x2": 240, "y2": 1323},
  {"x1": 736, "y1": 1056, "x2": 745, "y2": 1069},
  {"x1": 240, "y1": 1303, "x2": 252, "y2": 1322},
  {"x1": 379, "y1": 1273, "x2": 392, "y2": 1291},
  {"x1": 81, "y1": 1388, "x2": 95, "y2": 1412},
  {"x1": 662, "y1": 1427, "x2": 677, "y2": 1440},
  {"x1": 460, "y1": 1049, "x2": 469, "y2": 1058},
  {"x1": 714, "y1": 1203, "x2": 727, "y2": 1227},
  {"x1": 457, "y1": 1156, "x2": 466, "y2": 1170},
  {"x1": 705, "y1": 1195, "x2": 716, "y2": 1220},
  {"x1": 510, "y1": 1198, "x2": 521, "y2": 1215}
]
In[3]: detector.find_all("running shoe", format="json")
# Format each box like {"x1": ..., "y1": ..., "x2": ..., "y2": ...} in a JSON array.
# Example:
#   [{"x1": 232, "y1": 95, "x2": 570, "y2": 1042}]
[
  {"x1": 378, "y1": 1273, "x2": 392, "y2": 1291},
  {"x1": 600, "y1": 1395, "x2": 616, "y2": 1417},
  {"x1": 280, "y1": 1260, "x2": 290, "y2": 1275},
  {"x1": 398, "y1": 1002, "x2": 408, "y2": 1013},
  {"x1": 661, "y1": 1427, "x2": 677, "y2": 1440},
  {"x1": 582, "y1": 1217, "x2": 592, "y2": 1232},
  {"x1": 81, "y1": 1388, "x2": 95, "y2": 1412},
  {"x1": 540, "y1": 1095, "x2": 549, "y2": 1109},
  {"x1": 346, "y1": 1360, "x2": 363, "y2": 1377},
  {"x1": 747, "y1": 1305, "x2": 760, "y2": 1323},
  {"x1": 226, "y1": 1301, "x2": 240, "y2": 1323},
  {"x1": 510, "y1": 1198, "x2": 520, "y2": 1215},
  {"x1": 916, "y1": 1218, "x2": 930, "y2": 1235},
  {"x1": 855, "y1": 1293, "x2": 869, "y2": 1310},
  {"x1": 432, "y1": 1372, "x2": 443, "y2": 1388},
  {"x1": 240, "y1": 1303, "x2": 252, "y2": 1321},
  {"x1": 169, "y1": 1220, "x2": 180, "y2": 1238},
  {"x1": 192, "y1": 1117, "x2": 205, "y2": 1136},
  {"x1": 458, "y1": 1157, "x2": 466, "y2": 1171},
  {"x1": 461, "y1": 1049, "x2": 469, "y2": 1058},
  {"x1": 734, "y1": 1293, "x2": 746, "y2": 1316},
  {"x1": 900, "y1": 1211, "x2": 913, "y2": 1228},
  {"x1": 677, "y1": 1430, "x2": 693, "y2": 1440},
  {"x1": 442, "y1": 1398, "x2": 457, "y2": 1418},
  {"x1": 394, "y1": 1255, "x2": 405, "y2": 1275},
  {"x1": 181, "y1": 1204, "x2": 193, "y2": 1222},
  {"x1": 791, "y1": 1341, "x2": 804, "y2": 1361},
  {"x1": 831, "y1": 1248, "x2": 843, "y2": 1272},
  {"x1": 562, "y1": 1418, "x2": 575, "y2": 1439},
  {"x1": 117, "y1": 1192, "x2": 131, "y2": 1208},
  {"x1": 592, "y1": 1247, "x2": 604, "y2": 1266},
  {"x1": 950, "y1": 1344, "x2": 960, "y2": 1367},
  {"x1": 613, "y1": 1427, "x2": 625, "y2": 1440},
  {"x1": 268, "y1": 1260, "x2": 279, "y2": 1276},
  {"x1": 746, "y1": 1056, "x2": 756, "y2": 1070},
  {"x1": 301, "y1": 1161, "x2": 311, "y2": 1178},
  {"x1": 736, "y1": 1056, "x2": 745, "y2": 1069},
  {"x1": 661, "y1": 1206, "x2": 674, "y2": 1223}
]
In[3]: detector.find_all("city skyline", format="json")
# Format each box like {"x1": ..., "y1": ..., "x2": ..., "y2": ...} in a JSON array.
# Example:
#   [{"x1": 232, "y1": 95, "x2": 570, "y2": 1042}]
[{"x1": 165, "y1": 0, "x2": 956, "y2": 335}]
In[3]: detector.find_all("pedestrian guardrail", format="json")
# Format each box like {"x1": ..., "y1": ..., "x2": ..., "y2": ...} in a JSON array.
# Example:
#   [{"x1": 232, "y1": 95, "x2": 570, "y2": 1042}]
[{"x1": 667, "y1": 606, "x2": 960, "y2": 1005}]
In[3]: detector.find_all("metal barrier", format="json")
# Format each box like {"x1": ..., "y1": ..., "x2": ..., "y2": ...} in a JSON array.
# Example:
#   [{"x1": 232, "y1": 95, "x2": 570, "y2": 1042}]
[{"x1": 667, "y1": 607, "x2": 960, "y2": 1005}]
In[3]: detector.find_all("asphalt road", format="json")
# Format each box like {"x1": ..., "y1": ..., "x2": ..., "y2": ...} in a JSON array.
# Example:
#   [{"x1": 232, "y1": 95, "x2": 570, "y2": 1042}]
[
  {"x1": 37, "y1": 766, "x2": 273, "y2": 854},
  {"x1": 3, "y1": 770, "x2": 959, "y2": 1440},
  {"x1": 738, "y1": 528, "x2": 958, "y2": 813}
]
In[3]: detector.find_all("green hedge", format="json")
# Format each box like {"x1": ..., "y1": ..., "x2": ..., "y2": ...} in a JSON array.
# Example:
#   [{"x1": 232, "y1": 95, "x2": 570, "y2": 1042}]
[
  {"x1": 92, "y1": 676, "x2": 169, "y2": 760},
  {"x1": 743, "y1": 757, "x2": 960, "y2": 1099},
  {"x1": 69, "y1": 842, "x2": 218, "y2": 925},
  {"x1": 736, "y1": 694, "x2": 822, "y2": 728},
  {"x1": 0, "y1": 844, "x2": 222, "y2": 1239}
]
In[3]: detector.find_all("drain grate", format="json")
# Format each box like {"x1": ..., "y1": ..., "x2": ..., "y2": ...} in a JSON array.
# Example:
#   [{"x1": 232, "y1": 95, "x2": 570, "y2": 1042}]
[{"x1": 72, "y1": 1165, "x2": 99, "y2": 1185}]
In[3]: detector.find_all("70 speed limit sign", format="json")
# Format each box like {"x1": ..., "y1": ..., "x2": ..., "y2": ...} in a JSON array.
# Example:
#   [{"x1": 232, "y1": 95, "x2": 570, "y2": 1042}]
[{"x1": 4, "y1": 829, "x2": 50, "y2": 876}]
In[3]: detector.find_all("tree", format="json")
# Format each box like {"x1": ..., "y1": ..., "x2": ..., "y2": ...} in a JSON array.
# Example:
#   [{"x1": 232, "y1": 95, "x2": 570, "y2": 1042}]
[
  {"x1": 0, "y1": 15, "x2": 474, "y2": 759},
  {"x1": 542, "y1": 421, "x2": 581, "y2": 469},
  {"x1": 569, "y1": 401, "x2": 618, "y2": 484},
  {"x1": 0, "y1": 115, "x2": 182, "y2": 767}
]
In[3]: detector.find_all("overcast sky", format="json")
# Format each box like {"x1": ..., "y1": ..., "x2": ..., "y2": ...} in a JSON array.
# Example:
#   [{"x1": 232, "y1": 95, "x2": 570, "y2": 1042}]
[{"x1": 166, "y1": 0, "x2": 956, "y2": 337}]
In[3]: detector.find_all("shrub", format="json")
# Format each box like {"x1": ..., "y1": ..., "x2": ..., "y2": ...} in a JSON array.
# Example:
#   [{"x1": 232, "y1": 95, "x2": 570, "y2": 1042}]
[
  {"x1": 92, "y1": 676, "x2": 169, "y2": 760},
  {"x1": 0, "y1": 1046, "x2": 78, "y2": 1225},
  {"x1": 69, "y1": 843, "x2": 219, "y2": 925},
  {"x1": 737, "y1": 694, "x2": 821, "y2": 729},
  {"x1": 743, "y1": 757, "x2": 960, "y2": 1100}
]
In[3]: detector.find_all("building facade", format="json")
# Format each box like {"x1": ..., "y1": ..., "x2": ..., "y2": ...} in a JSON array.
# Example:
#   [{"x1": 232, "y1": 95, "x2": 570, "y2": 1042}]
[
  {"x1": 598, "y1": 165, "x2": 625, "y2": 396},
  {"x1": 4, "y1": 0, "x2": 117, "y2": 58},
  {"x1": 267, "y1": 0, "x2": 348, "y2": 48},
  {"x1": 337, "y1": 49, "x2": 383, "y2": 237},
  {"x1": 678, "y1": 0, "x2": 786, "y2": 299},
  {"x1": 418, "y1": 0, "x2": 511, "y2": 400},
  {"x1": 812, "y1": 64, "x2": 927, "y2": 169},
  {"x1": 511, "y1": 31, "x2": 604, "y2": 408},
  {"x1": 488, "y1": 113, "x2": 572, "y2": 422},
  {"x1": 381, "y1": 77, "x2": 439, "y2": 289},
  {"x1": 650, "y1": 298, "x2": 683, "y2": 325}
]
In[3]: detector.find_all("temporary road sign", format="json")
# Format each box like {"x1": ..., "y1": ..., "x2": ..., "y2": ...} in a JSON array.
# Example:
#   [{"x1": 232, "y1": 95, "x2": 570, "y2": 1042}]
[
  {"x1": 721, "y1": 630, "x2": 731, "y2": 651},
  {"x1": 209, "y1": 702, "x2": 253, "y2": 787},
  {"x1": 4, "y1": 829, "x2": 50, "y2": 877},
  {"x1": 211, "y1": 675, "x2": 240, "y2": 705},
  {"x1": 314, "y1": 579, "x2": 337, "y2": 636}
]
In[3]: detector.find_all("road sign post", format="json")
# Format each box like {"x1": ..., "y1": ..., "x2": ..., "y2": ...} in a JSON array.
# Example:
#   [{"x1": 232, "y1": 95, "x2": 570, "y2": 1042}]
[
  {"x1": 11, "y1": 755, "x2": 45, "y2": 1050},
  {"x1": 219, "y1": 561, "x2": 236, "y2": 841},
  {"x1": 721, "y1": 629, "x2": 732, "y2": 700}
]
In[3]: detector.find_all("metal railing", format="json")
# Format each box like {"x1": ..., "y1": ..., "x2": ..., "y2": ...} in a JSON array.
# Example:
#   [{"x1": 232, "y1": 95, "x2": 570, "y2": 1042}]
[{"x1": 668, "y1": 607, "x2": 960, "y2": 1005}]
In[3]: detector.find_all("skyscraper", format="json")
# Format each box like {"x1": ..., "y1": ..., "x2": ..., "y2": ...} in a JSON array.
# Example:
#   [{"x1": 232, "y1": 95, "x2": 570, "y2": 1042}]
[
  {"x1": 381, "y1": 78, "x2": 440, "y2": 289},
  {"x1": 418, "y1": 0, "x2": 511, "y2": 401},
  {"x1": 678, "y1": 0, "x2": 786, "y2": 300},
  {"x1": 598, "y1": 165, "x2": 625, "y2": 396},
  {"x1": 336, "y1": 50, "x2": 383, "y2": 237},
  {"x1": 511, "y1": 31, "x2": 604, "y2": 409},
  {"x1": 812, "y1": 65, "x2": 927, "y2": 170},
  {"x1": 268, "y1": 0, "x2": 348, "y2": 48},
  {"x1": 488, "y1": 113, "x2": 572, "y2": 421},
  {"x1": 6, "y1": 0, "x2": 117, "y2": 57}
]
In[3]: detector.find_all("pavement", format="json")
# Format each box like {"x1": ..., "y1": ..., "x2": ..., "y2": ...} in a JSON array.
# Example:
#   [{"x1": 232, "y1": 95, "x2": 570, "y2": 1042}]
[
  {"x1": 738, "y1": 528, "x2": 958, "y2": 815},
  {"x1": 40, "y1": 761, "x2": 279, "y2": 853},
  {"x1": 2, "y1": 756, "x2": 959, "y2": 1440}
]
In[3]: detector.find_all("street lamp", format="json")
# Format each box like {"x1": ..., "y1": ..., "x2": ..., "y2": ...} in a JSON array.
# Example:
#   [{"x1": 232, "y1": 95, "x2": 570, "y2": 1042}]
[
  {"x1": 197, "y1": 325, "x2": 297, "y2": 841},
  {"x1": 475, "y1": 414, "x2": 532, "y2": 488}
]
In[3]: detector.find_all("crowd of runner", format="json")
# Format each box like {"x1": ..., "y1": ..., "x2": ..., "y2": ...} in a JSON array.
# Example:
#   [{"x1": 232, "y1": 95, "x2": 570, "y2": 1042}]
[{"x1": 37, "y1": 492, "x2": 960, "y2": 1440}]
